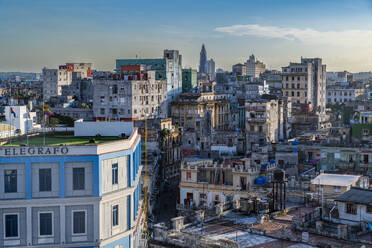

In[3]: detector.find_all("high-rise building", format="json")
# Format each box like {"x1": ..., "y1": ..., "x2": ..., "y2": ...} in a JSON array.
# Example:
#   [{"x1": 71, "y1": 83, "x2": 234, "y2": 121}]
[
  {"x1": 93, "y1": 70, "x2": 168, "y2": 121},
  {"x1": 164, "y1": 50, "x2": 183, "y2": 101},
  {"x1": 232, "y1": 63, "x2": 247, "y2": 76},
  {"x1": 245, "y1": 54, "x2": 266, "y2": 79},
  {"x1": 282, "y1": 57, "x2": 327, "y2": 116},
  {"x1": 116, "y1": 49, "x2": 182, "y2": 103},
  {"x1": 198, "y1": 44, "x2": 208, "y2": 74},
  {"x1": 207, "y1": 59, "x2": 215, "y2": 81},
  {"x1": 301, "y1": 58, "x2": 327, "y2": 114}
]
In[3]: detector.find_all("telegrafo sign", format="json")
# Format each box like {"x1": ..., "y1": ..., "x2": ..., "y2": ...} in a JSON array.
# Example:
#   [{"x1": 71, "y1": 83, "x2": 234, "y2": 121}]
[{"x1": 0, "y1": 146, "x2": 69, "y2": 156}]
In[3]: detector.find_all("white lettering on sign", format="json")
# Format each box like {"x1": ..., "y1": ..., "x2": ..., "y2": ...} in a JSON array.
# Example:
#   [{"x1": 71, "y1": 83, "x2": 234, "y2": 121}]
[{"x1": 0, "y1": 147, "x2": 69, "y2": 156}]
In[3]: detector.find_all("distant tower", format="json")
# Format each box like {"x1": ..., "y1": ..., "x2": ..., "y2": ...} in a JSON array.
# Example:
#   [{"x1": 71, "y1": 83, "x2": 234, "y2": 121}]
[
  {"x1": 207, "y1": 58, "x2": 215, "y2": 80},
  {"x1": 199, "y1": 44, "x2": 208, "y2": 74}
]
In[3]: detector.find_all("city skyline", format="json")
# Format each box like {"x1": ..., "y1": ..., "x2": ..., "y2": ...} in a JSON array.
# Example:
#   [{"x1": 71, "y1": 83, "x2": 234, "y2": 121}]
[{"x1": 1, "y1": 0, "x2": 372, "y2": 72}]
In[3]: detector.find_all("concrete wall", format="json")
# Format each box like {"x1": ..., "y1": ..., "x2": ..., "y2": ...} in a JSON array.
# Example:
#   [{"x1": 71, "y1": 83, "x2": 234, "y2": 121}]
[
  {"x1": 74, "y1": 121, "x2": 133, "y2": 137},
  {"x1": 101, "y1": 156, "x2": 129, "y2": 194},
  {"x1": 42, "y1": 68, "x2": 58, "y2": 101},
  {"x1": 181, "y1": 168, "x2": 197, "y2": 183},
  {"x1": 4, "y1": 105, "x2": 35, "y2": 134},
  {"x1": 310, "y1": 184, "x2": 350, "y2": 195},
  {"x1": 338, "y1": 202, "x2": 372, "y2": 224},
  {"x1": 92, "y1": 77, "x2": 168, "y2": 121},
  {"x1": 100, "y1": 195, "x2": 129, "y2": 240}
]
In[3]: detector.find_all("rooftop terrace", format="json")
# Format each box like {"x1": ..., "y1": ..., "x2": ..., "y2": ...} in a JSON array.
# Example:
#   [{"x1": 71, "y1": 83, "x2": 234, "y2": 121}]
[{"x1": 1, "y1": 134, "x2": 122, "y2": 147}]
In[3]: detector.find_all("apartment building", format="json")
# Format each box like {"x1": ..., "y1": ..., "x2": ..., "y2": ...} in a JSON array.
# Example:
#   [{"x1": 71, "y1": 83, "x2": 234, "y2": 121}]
[
  {"x1": 282, "y1": 58, "x2": 326, "y2": 113},
  {"x1": 93, "y1": 70, "x2": 168, "y2": 121},
  {"x1": 116, "y1": 49, "x2": 182, "y2": 103},
  {"x1": 0, "y1": 122, "x2": 142, "y2": 247},
  {"x1": 232, "y1": 63, "x2": 246, "y2": 76},
  {"x1": 326, "y1": 86, "x2": 365, "y2": 104},
  {"x1": 245, "y1": 97, "x2": 280, "y2": 147},
  {"x1": 245, "y1": 54, "x2": 266, "y2": 80},
  {"x1": 179, "y1": 158, "x2": 276, "y2": 208},
  {"x1": 42, "y1": 63, "x2": 93, "y2": 101},
  {"x1": 282, "y1": 62, "x2": 312, "y2": 106},
  {"x1": 170, "y1": 92, "x2": 230, "y2": 155}
]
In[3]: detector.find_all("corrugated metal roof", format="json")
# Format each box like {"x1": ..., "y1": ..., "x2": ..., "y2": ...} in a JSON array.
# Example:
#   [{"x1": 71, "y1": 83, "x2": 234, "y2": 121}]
[{"x1": 335, "y1": 188, "x2": 372, "y2": 205}]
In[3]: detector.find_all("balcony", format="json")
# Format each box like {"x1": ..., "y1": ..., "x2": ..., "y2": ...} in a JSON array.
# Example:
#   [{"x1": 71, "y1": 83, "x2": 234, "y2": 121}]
[
  {"x1": 245, "y1": 106, "x2": 266, "y2": 112},
  {"x1": 246, "y1": 117, "x2": 266, "y2": 122}
]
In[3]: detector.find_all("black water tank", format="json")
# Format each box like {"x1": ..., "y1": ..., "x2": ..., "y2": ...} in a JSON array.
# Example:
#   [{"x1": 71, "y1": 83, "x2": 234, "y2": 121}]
[{"x1": 273, "y1": 169, "x2": 285, "y2": 182}]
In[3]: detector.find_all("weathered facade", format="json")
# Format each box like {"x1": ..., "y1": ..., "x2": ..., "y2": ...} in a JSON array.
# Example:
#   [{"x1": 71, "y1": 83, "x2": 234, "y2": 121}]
[
  {"x1": 93, "y1": 71, "x2": 168, "y2": 121},
  {"x1": 171, "y1": 92, "x2": 230, "y2": 156},
  {"x1": 179, "y1": 158, "x2": 276, "y2": 209}
]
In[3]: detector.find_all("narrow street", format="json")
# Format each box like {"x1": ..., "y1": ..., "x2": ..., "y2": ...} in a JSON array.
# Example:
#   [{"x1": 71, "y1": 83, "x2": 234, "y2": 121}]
[{"x1": 153, "y1": 182, "x2": 179, "y2": 223}]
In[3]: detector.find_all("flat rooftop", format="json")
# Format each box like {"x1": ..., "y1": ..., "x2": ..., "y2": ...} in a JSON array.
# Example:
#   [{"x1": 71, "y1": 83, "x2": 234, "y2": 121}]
[
  {"x1": 311, "y1": 173, "x2": 360, "y2": 187},
  {"x1": 1, "y1": 134, "x2": 123, "y2": 147}
]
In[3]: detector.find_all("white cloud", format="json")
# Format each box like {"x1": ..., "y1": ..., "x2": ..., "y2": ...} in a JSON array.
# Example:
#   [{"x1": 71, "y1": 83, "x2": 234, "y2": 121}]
[{"x1": 214, "y1": 24, "x2": 372, "y2": 48}]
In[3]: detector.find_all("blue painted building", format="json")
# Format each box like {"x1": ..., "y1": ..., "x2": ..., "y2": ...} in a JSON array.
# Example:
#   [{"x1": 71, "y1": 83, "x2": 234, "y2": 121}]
[{"x1": 0, "y1": 125, "x2": 142, "y2": 247}]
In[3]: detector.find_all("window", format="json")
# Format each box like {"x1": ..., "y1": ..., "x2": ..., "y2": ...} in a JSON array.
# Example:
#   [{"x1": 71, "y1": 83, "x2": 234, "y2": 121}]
[
  {"x1": 112, "y1": 163, "x2": 118, "y2": 185},
  {"x1": 39, "y1": 212, "x2": 53, "y2": 236},
  {"x1": 5, "y1": 214, "x2": 18, "y2": 238},
  {"x1": 367, "y1": 205, "x2": 372, "y2": 214},
  {"x1": 4, "y1": 170, "x2": 17, "y2": 193},
  {"x1": 112, "y1": 85, "x2": 118, "y2": 94},
  {"x1": 333, "y1": 186, "x2": 341, "y2": 193},
  {"x1": 73, "y1": 211, "x2": 86, "y2": 234},
  {"x1": 186, "y1": 172, "x2": 191, "y2": 180},
  {"x1": 112, "y1": 205, "x2": 119, "y2": 226},
  {"x1": 291, "y1": 91, "x2": 294, "y2": 97},
  {"x1": 346, "y1": 203, "x2": 357, "y2": 215},
  {"x1": 73, "y1": 168, "x2": 85, "y2": 190},
  {"x1": 39, "y1": 169, "x2": 51, "y2": 192},
  {"x1": 362, "y1": 129, "x2": 370, "y2": 136},
  {"x1": 100, "y1": 108, "x2": 105, "y2": 115},
  {"x1": 297, "y1": 92, "x2": 300, "y2": 97}
]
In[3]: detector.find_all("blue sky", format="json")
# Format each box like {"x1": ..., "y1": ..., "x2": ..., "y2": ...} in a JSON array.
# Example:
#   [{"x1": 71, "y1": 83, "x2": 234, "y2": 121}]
[{"x1": 1, "y1": 0, "x2": 372, "y2": 72}]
